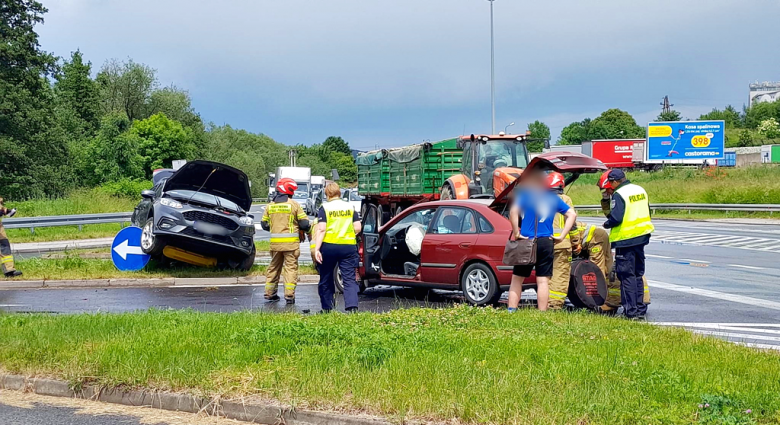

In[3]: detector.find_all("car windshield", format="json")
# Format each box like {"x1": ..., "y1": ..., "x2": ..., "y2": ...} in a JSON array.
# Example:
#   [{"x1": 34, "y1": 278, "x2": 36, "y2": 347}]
[
  {"x1": 478, "y1": 141, "x2": 529, "y2": 169},
  {"x1": 349, "y1": 191, "x2": 362, "y2": 201},
  {"x1": 166, "y1": 190, "x2": 243, "y2": 213}
]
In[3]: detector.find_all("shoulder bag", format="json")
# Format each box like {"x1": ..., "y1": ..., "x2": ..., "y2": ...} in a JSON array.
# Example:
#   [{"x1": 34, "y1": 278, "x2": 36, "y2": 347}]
[{"x1": 502, "y1": 211, "x2": 537, "y2": 266}]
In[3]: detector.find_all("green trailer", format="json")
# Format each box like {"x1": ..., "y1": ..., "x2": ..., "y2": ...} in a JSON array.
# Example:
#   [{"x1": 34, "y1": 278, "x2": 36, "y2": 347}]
[{"x1": 357, "y1": 138, "x2": 461, "y2": 217}]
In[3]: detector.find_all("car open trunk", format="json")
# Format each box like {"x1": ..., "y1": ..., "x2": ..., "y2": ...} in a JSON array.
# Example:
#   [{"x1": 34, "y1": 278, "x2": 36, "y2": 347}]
[{"x1": 164, "y1": 160, "x2": 253, "y2": 211}]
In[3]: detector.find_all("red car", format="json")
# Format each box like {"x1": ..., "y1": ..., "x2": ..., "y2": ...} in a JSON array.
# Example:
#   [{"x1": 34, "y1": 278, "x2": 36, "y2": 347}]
[{"x1": 356, "y1": 153, "x2": 606, "y2": 305}]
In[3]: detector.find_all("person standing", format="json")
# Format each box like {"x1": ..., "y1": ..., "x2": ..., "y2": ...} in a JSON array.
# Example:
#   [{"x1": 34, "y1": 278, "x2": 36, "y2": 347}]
[
  {"x1": 261, "y1": 178, "x2": 310, "y2": 304},
  {"x1": 603, "y1": 170, "x2": 654, "y2": 320},
  {"x1": 0, "y1": 198, "x2": 22, "y2": 278},
  {"x1": 314, "y1": 182, "x2": 362, "y2": 313},
  {"x1": 507, "y1": 171, "x2": 577, "y2": 312},
  {"x1": 547, "y1": 172, "x2": 578, "y2": 310}
]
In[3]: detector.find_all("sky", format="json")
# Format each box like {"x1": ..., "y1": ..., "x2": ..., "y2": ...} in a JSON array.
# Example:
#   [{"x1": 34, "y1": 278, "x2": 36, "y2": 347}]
[{"x1": 36, "y1": 0, "x2": 780, "y2": 150}]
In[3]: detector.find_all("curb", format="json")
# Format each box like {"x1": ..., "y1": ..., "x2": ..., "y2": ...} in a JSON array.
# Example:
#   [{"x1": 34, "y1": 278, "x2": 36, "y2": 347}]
[
  {"x1": 0, "y1": 374, "x2": 390, "y2": 425},
  {"x1": 1, "y1": 275, "x2": 321, "y2": 290}
]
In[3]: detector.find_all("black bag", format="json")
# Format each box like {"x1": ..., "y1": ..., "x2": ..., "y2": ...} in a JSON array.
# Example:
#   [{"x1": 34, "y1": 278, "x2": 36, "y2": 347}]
[
  {"x1": 502, "y1": 212, "x2": 537, "y2": 266},
  {"x1": 568, "y1": 259, "x2": 608, "y2": 309}
]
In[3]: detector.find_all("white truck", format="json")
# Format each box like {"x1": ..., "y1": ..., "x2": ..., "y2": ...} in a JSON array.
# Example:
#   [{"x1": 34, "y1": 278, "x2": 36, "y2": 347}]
[
  {"x1": 311, "y1": 175, "x2": 326, "y2": 195},
  {"x1": 270, "y1": 166, "x2": 312, "y2": 212}
]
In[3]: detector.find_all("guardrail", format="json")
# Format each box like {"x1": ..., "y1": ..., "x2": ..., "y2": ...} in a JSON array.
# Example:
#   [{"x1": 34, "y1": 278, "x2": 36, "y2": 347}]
[{"x1": 577, "y1": 204, "x2": 780, "y2": 214}]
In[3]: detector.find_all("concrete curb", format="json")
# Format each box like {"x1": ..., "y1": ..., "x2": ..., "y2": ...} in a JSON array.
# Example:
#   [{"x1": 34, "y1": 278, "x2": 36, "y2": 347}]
[
  {"x1": 0, "y1": 374, "x2": 390, "y2": 425},
  {"x1": 1, "y1": 275, "x2": 321, "y2": 290}
]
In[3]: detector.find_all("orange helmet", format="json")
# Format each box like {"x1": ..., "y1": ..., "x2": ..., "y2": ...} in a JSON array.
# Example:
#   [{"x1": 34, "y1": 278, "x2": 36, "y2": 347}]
[
  {"x1": 597, "y1": 171, "x2": 611, "y2": 191},
  {"x1": 276, "y1": 178, "x2": 298, "y2": 196},
  {"x1": 546, "y1": 171, "x2": 565, "y2": 193}
]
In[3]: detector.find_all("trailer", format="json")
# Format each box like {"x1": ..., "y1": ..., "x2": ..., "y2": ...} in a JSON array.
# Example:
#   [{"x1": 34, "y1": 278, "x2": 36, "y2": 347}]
[
  {"x1": 545, "y1": 144, "x2": 583, "y2": 155},
  {"x1": 582, "y1": 139, "x2": 640, "y2": 169}
]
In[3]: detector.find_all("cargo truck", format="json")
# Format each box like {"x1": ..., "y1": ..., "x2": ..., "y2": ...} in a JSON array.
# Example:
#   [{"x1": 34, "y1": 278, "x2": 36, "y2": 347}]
[
  {"x1": 356, "y1": 133, "x2": 533, "y2": 223},
  {"x1": 582, "y1": 139, "x2": 639, "y2": 169}
]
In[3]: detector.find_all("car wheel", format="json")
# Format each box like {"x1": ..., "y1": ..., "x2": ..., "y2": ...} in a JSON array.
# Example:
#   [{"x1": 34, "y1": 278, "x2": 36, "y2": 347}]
[
  {"x1": 461, "y1": 263, "x2": 500, "y2": 306},
  {"x1": 141, "y1": 218, "x2": 164, "y2": 256},
  {"x1": 237, "y1": 246, "x2": 256, "y2": 271},
  {"x1": 441, "y1": 184, "x2": 454, "y2": 200},
  {"x1": 334, "y1": 266, "x2": 365, "y2": 294}
]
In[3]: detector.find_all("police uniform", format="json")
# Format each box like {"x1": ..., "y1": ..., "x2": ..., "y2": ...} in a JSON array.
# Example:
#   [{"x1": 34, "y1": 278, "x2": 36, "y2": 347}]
[
  {"x1": 0, "y1": 198, "x2": 20, "y2": 277},
  {"x1": 549, "y1": 194, "x2": 578, "y2": 309},
  {"x1": 317, "y1": 199, "x2": 360, "y2": 312},
  {"x1": 261, "y1": 195, "x2": 308, "y2": 301},
  {"x1": 305, "y1": 218, "x2": 319, "y2": 273},
  {"x1": 604, "y1": 178, "x2": 654, "y2": 318}
]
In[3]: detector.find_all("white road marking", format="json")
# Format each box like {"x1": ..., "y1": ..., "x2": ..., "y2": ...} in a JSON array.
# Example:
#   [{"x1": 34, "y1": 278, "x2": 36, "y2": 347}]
[
  {"x1": 0, "y1": 304, "x2": 28, "y2": 308},
  {"x1": 648, "y1": 279, "x2": 780, "y2": 311},
  {"x1": 728, "y1": 264, "x2": 766, "y2": 270},
  {"x1": 655, "y1": 323, "x2": 780, "y2": 335},
  {"x1": 174, "y1": 282, "x2": 319, "y2": 288},
  {"x1": 653, "y1": 322, "x2": 780, "y2": 350},
  {"x1": 689, "y1": 330, "x2": 780, "y2": 343},
  {"x1": 678, "y1": 259, "x2": 710, "y2": 264},
  {"x1": 646, "y1": 254, "x2": 672, "y2": 259},
  {"x1": 654, "y1": 322, "x2": 780, "y2": 328},
  {"x1": 735, "y1": 342, "x2": 780, "y2": 351}
]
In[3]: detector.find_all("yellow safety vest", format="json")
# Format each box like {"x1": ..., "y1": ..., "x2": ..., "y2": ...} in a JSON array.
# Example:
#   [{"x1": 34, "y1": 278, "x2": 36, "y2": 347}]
[
  {"x1": 322, "y1": 200, "x2": 357, "y2": 245},
  {"x1": 609, "y1": 183, "x2": 654, "y2": 243}
]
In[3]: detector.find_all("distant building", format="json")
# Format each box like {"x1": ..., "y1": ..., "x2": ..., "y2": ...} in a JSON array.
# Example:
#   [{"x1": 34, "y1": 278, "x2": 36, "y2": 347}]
[{"x1": 750, "y1": 81, "x2": 780, "y2": 104}]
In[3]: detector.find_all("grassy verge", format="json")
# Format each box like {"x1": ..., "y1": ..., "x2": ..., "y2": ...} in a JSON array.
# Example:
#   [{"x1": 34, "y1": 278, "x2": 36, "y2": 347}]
[
  {"x1": 0, "y1": 307, "x2": 777, "y2": 424},
  {"x1": 6, "y1": 256, "x2": 316, "y2": 280}
]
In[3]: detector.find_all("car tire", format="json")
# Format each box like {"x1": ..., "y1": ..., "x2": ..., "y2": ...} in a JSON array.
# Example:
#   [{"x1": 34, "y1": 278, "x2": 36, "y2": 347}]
[
  {"x1": 441, "y1": 184, "x2": 454, "y2": 200},
  {"x1": 334, "y1": 266, "x2": 365, "y2": 294},
  {"x1": 141, "y1": 218, "x2": 164, "y2": 256},
  {"x1": 461, "y1": 263, "x2": 501, "y2": 306},
  {"x1": 237, "y1": 246, "x2": 256, "y2": 271}
]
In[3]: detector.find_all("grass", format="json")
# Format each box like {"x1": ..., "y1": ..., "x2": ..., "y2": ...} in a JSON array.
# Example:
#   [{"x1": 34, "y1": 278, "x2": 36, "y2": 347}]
[
  {"x1": 6, "y1": 255, "x2": 316, "y2": 280},
  {"x1": 0, "y1": 307, "x2": 777, "y2": 424}
]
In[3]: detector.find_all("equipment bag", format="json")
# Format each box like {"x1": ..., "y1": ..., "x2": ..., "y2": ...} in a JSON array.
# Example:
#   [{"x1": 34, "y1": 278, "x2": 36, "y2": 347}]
[
  {"x1": 568, "y1": 258, "x2": 607, "y2": 309},
  {"x1": 502, "y1": 212, "x2": 537, "y2": 266}
]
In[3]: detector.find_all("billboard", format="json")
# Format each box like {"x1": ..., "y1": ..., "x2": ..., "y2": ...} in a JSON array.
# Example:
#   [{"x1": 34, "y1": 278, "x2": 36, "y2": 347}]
[{"x1": 646, "y1": 120, "x2": 725, "y2": 161}]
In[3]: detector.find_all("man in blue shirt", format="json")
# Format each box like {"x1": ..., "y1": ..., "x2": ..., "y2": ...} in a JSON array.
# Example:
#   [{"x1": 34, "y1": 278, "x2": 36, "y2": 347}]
[{"x1": 507, "y1": 173, "x2": 577, "y2": 312}]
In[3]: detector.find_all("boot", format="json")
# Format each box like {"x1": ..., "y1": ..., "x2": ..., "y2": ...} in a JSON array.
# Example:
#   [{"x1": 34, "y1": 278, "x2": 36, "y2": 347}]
[
  {"x1": 4, "y1": 270, "x2": 22, "y2": 278},
  {"x1": 264, "y1": 295, "x2": 280, "y2": 302},
  {"x1": 285, "y1": 298, "x2": 295, "y2": 305}
]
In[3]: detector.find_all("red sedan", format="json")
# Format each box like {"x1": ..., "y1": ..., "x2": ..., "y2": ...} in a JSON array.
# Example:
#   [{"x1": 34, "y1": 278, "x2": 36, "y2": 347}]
[{"x1": 357, "y1": 153, "x2": 606, "y2": 305}]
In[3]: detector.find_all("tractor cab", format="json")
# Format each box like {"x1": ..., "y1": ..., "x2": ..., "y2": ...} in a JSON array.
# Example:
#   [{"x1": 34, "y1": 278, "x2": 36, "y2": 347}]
[{"x1": 457, "y1": 133, "x2": 531, "y2": 197}]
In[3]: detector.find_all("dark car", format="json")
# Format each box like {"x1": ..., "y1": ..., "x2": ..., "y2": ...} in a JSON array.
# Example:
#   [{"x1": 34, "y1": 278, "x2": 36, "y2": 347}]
[{"x1": 131, "y1": 160, "x2": 256, "y2": 270}]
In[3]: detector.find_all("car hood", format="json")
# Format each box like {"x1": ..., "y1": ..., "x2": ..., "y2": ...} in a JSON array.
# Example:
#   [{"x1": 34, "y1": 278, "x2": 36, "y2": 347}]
[
  {"x1": 164, "y1": 160, "x2": 253, "y2": 211},
  {"x1": 490, "y1": 152, "x2": 607, "y2": 208}
]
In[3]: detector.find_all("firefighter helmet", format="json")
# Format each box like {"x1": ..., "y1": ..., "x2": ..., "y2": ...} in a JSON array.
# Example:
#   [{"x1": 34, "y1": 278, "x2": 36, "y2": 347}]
[
  {"x1": 276, "y1": 178, "x2": 298, "y2": 196},
  {"x1": 546, "y1": 171, "x2": 565, "y2": 193},
  {"x1": 597, "y1": 171, "x2": 611, "y2": 191}
]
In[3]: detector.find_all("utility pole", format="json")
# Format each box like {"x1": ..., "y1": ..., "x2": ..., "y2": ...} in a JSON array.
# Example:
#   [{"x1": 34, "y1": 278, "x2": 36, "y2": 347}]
[
  {"x1": 660, "y1": 95, "x2": 673, "y2": 114},
  {"x1": 488, "y1": 0, "x2": 496, "y2": 135},
  {"x1": 288, "y1": 149, "x2": 297, "y2": 167}
]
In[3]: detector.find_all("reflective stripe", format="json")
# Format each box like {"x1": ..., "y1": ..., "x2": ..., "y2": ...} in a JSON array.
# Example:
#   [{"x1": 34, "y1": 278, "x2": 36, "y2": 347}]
[
  {"x1": 609, "y1": 184, "x2": 654, "y2": 243},
  {"x1": 584, "y1": 225, "x2": 596, "y2": 244},
  {"x1": 270, "y1": 233, "x2": 299, "y2": 243},
  {"x1": 323, "y1": 200, "x2": 356, "y2": 245},
  {"x1": 549, "y1": 290, "x2": 567, "y2": 299},
  {"x1": 309, "y1": 244, "x2": 316, "y2": 249},
  {"x1": 608, "y1": 289, "x2": 621, "y2": 295},
  {"x1": 270, "y1": 233, "x2": 298, "y2": 238},
  {"x1": 284, "y1": 283, "x2": 297, "y2": 289},
  {"x1": 552, "y1": 214, "x2": 570, "y2": 239},
  {"x1": 1, "y1": 256, "x2": 13, "y2": 263}
]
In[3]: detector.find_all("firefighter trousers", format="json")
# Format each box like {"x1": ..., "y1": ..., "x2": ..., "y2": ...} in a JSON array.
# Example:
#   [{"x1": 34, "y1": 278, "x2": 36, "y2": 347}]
[
  {"x1": 549, "y1": 247, "x2": 571, "y2": 310},
  {"x1": 0, "y1": 223, "x2": 16, "y2": 274},
  {"x1": 265, "y1": 248, "x2": 300, "y2": 300}
]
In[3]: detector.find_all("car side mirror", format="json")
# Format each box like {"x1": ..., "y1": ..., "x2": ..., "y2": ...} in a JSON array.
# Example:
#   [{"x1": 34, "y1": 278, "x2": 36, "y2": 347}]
[{"x1": 141, "y1": 190, "x2": 155, "y2": 199}]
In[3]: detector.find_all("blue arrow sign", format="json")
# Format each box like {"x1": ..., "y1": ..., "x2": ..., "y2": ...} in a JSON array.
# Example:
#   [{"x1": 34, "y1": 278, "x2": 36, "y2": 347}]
[{"x1": 111, "y1": 226, "x2": 151, "y2": 271}]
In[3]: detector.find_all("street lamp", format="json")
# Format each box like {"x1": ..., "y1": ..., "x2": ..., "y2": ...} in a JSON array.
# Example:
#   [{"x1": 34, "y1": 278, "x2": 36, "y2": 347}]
[
  {"x1": 488, "y1": 0, "x2": 496, "y2": 135},
  {"x1": 504, "y1": 122, "x2": 515, "y2": 134}
]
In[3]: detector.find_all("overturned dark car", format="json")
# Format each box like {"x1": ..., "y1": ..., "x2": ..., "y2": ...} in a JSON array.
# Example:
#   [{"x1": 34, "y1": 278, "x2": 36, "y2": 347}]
[{"x1": 131, "y1": 160, "x2": 256, "y2": 270}]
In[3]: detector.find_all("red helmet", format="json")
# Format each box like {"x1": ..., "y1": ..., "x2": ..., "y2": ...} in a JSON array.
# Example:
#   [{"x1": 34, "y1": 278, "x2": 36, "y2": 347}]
[
  {"x1": 597, "y1": 171, "x2": 611, "y2": 191},
  {"x1": 276, "y1": 178, "x2": 298, "y2": 196},
  {"x1": 546, "y1": 171, "x2": 565, "y2": 192}
]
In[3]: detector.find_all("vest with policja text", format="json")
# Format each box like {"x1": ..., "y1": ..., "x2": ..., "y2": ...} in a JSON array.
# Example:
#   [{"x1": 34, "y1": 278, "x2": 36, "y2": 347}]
[
  {"x1": 609, "y1": 183, "x2": 654, "y2": 243},
  {"x1": 322, "y1": 200, "x2": 356, "y2": 245}
]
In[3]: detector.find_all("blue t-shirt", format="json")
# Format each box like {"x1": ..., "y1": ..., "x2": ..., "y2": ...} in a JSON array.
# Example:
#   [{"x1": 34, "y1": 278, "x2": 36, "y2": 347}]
[{"x1": 514, "y1": 189, "x2": 571, "y2": 238}]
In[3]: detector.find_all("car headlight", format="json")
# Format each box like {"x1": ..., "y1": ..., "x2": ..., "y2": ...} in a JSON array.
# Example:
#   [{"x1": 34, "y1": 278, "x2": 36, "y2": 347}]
[
  {"x1": 160, "y1": 198, "x2": 183, "y2": 209},
  {"x1": 239, "y1": 216, "x2": 254, "y2": 226}
]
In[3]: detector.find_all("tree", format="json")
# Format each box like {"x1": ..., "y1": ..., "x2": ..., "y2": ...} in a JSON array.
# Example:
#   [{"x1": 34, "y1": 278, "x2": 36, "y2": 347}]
[
  {"x1": 587, "y1": 109, "x2": 644, "y2": 140},
  {"x1": 54, "y1": 50, "x2": 101, "y2": 137},
  {"x1": 700, "y1": 106, "x2": 741, "y2": 128},
  {"x1": 132, "y1": 113, "x2": 197, "y2": 176},
  {"x1": 96, "y1": 59, "x2": 157, "y2": 121},
  {"x1": 744, "y1": 101, "x2": 778, "y2": 129},
  {"x1": 322, "y1": 136, "x2": 352, "y2": 157},
  {"x1": 656, "y1": 109, "x2": 682, "y2": 122},
  {"x1": 145, "y1": 85, "x2": 206, "y2": 154},
  {"x1": 526, "y1": 121, "x2": 550, "y2": 152},
  {"x1": 737, "y1": 130, "x2": 754, "y2": 147},
  {"x1": 83, "y1": 114, "x2": 143, "y2": 184},
  {"x1": 0, "y1": 0, "x2": 72, "y2": 199},
  {"x1": 330, "y1": 152, "x2": 357, "y2": 183},
  {"x1": 758, "y1": 118, "x2": 780, "y2": 140},
  {"x1": 557, "y1": 119, "x2": 591, "y2": 145}
]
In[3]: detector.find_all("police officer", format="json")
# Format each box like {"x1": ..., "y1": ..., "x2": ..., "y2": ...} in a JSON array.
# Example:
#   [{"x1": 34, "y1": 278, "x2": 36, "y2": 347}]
[
  {"x1": 0, "y1": 198, "x2": 22, "y2": 278},
  {"x1": 547, "y1": 172, "x2": 579, "y2": 310},
  {"x1": 314, "y1": 182, "x2": 361, "y2": 313},
  {"x1": 596, "y1": 171, "x2": 651, "y2": 309},
  {"x1": 603, "y1": 170, "x2": 654, "y2": 320},
  {"x1": 261, "y1": 178, "x2": 310, "y2": 304}
]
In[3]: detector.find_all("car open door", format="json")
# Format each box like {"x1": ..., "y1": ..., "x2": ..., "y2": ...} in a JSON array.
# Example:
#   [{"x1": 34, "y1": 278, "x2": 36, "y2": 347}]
[{"x1": 360, "y1": 203, "x2": 381, "y2": 280}]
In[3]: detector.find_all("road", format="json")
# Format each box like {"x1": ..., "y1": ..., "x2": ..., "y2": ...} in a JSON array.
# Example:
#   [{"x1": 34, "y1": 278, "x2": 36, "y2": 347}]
[{"x1": 3, "y1": 218, "x2": 780, "y2": 350}]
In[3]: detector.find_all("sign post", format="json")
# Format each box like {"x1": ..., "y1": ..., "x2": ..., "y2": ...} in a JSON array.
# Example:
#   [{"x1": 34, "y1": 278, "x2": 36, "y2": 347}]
[
  {"x1": 646, "y1": 120, "x2": 725, "y2": 162},
  {"x1": 111, "y1": 226, "x2": 151, "y2": 271}
]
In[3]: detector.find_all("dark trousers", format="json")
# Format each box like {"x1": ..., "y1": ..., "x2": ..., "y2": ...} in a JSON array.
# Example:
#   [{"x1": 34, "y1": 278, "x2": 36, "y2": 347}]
[
  {"x1": 318, "y1": 242, "x2": 360, "y2": 311},
  {"x1": 615, "y1": 244, "x2": 647, "y2": 317}
]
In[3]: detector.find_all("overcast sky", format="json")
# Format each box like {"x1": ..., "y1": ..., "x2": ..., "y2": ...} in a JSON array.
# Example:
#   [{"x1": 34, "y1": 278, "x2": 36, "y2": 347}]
[{"x1": 37, "y1": 0, "x2": 779, "y2": 149}]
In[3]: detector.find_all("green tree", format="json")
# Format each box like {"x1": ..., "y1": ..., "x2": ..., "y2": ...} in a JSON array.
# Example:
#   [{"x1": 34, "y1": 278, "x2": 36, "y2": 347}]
[
  {"x1": 526, "y1": 120, "x2": 550, "y2": 152},
  {"x1": 557, "y1": 119, "x2": 591, "y2": 145},
  {"x1": 0, "y1": 0, "x2": 73, "y2": 199},
  {"x1": 132, "y1": 113, "x2": 197, "y2": 176},
  {"x1": 330, "y1": 152, "x2": 357, "y2": 182},
  {"x1": 96, "y1": 58, "x2": 157, "y2": 121},
  {"x1": 587, "y1": 109, "x2": 644, "y2": 140},
  {"x1": 145, "y1": 85, "x2": 206, "y2": 154},
  {"x1": 54, "y1": 50, "x2": 100, "y2": 137},
  {"x1": 83, "y1": 114, "x2": 143, "y2": 184},
  {"x1": 744, "y1": 101, "x2": 779, "y2": 129},
  {"x1": 656, "y1": 109, "x2": 682, "y2": 122},
  {"x1": 737, "y1": 129, "x2": 754, "y2": 147},
  {"x1": 322, "y1": 136, "x2": 352, "y2": 157},
  {"x1": 758, "y1": 118, "x2": 780, "y2": 139},
  {"x1": 700, "y1": 106, "x2": 741, "y2": 128}
]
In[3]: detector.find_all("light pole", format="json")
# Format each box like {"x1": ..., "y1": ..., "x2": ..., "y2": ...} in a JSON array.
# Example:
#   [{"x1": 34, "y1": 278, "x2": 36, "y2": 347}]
[
  {"x1": 488, "y1": 0, "x2": 496, "y2": 135},
  {"x1": 504, "y1": 122, "x2": 515, "y2": 134}
]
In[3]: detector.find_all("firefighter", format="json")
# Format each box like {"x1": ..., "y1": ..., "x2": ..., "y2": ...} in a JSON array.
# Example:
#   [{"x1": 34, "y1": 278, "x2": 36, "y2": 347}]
[
  {"x1": 314, "y1": 182, "x2": 362, "y2": 313},
  {"x1": 603, "y1": 170, "x2": 654, "y2": 320},
  {"x1": 547, "y1": 172, "x2": 579, "y2": 310},
  {"x1": 0, "y1": 198, "x2": 22, "y2": 278},
  {"x1": 596, "y1": 171, "x2": 651, "y2": 307},
  {"x1": 305, "y1": 217, "x2": 319, "y2": 273},
  {"x1": 260, "y1": 178, "x2": 310, "y2": 304}
]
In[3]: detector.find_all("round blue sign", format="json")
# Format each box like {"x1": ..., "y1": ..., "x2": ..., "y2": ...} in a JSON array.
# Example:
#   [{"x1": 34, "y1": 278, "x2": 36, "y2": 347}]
[{"x1": 111, "y1": 226, "x2": 151, "y2": 271}]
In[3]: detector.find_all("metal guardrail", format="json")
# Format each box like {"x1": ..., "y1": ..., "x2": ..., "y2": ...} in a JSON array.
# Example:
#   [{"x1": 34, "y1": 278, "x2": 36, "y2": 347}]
[{"x1": 2, "y1": 203, "x2": 777, "y2": 234}]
